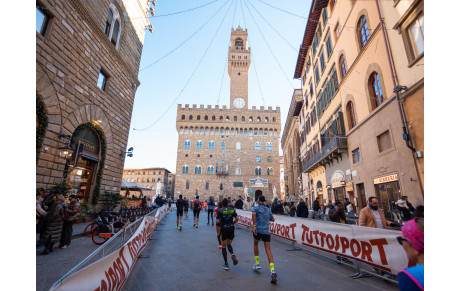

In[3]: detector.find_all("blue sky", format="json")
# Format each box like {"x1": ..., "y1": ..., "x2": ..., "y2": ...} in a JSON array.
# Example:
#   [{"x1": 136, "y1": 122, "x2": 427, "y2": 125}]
[{"x1": 124, "y1": 0, "x2": 312, "y2": 171}]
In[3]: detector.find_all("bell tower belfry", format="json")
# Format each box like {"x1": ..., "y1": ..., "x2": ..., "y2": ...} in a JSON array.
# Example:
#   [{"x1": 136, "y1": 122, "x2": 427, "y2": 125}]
[{"x1": 228, "y1": 24, "x2": 251, "y2": 109}]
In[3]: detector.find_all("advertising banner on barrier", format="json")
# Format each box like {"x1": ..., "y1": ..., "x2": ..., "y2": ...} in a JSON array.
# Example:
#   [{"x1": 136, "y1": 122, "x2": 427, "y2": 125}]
[
  {"x1": 50, "y1": 206, "x2": 168, "y2": 291},
  {"x1": 235, "y1": 210, "x2": 408, "y2": 275}
]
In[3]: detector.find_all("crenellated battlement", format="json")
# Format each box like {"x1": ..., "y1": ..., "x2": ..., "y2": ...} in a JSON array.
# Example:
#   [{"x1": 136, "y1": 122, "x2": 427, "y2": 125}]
[{"x1": 177, "y1": 104, "x2": 280, "y2": 113}]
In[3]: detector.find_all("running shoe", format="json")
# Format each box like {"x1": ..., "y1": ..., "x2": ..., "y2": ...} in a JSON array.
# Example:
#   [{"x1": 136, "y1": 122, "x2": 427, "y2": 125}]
[
  {"x1": 217, "y1": 244, "x2": 222, "y2": 248},
  {"x1": 223, "y1": 264, "x2": 230, "y2": 271},
  {"x1": 253, "y1": 264, "x2": 261, "y2": 271},
  {"x1": 271, "y1": 271, "x2": 277, "y2": 284},
  {"x1": 193, "y1": 224, "x2": 195, "y2": 227},
  {"x1": 231, "y1": 255, "x2": 238, "y2": 265},
  {"x1": 196, "y1": 225, "x2": 198, "y2": 228},
  {"x1": 176, "y1": 226, "x2": 179, "y2": 229},
  {"x1": 179, "y1": 225, "x2": 182, "y2": 231}
]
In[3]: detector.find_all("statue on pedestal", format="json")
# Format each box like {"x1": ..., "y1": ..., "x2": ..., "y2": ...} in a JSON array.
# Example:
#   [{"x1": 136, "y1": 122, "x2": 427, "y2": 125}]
[{"x1": 156, "y1": 181, "x2": 163, "y2": 195}]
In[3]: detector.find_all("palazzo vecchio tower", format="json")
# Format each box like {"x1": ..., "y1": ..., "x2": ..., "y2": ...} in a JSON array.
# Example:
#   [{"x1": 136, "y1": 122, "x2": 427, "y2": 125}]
[{"x1": 175, "y1": 25, "x2": 281, "y2": 202}]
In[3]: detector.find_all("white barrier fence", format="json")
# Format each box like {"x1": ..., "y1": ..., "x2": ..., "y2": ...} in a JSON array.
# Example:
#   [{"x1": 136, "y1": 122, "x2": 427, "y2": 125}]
[
  {"x1": 235, "y1": 210, "x2": 408, "y2": 275},
  {"x1": 50, "y1": 206, "x2": 168, "y2": 291}
]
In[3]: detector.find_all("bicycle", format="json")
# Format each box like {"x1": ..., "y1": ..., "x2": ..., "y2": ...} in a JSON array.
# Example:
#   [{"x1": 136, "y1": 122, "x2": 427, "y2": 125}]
[
  {"x1": 84, "y1": 211, "x2": 103, "y2": 237},
  {"x1": 91, "y1": 207, "x2": 156, "y2": 245},
  {"x1": 91, "y1": 211, "x2": 130, "y2": 245}
]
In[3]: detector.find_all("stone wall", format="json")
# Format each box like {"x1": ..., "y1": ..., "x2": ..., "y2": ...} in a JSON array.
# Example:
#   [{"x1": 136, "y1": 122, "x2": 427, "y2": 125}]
[
  {"x1": 36, "y1": 0, "x2": 148, "y2": 203},
  {"x1": 175, "y1": 105, "x2": 281, "y2": 201}
]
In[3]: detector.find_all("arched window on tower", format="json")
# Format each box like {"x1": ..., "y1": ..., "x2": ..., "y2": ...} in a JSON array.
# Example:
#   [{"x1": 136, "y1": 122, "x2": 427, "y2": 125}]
[
  {"x1": 235, "y1": 38, "x2": 243, "y2": 47},
  {"x1": 266, "y1": 142, "x2": 273, "y2": 151},
  {"x1": 182, "y1": 165, "x2": 189, "y2": 174}
]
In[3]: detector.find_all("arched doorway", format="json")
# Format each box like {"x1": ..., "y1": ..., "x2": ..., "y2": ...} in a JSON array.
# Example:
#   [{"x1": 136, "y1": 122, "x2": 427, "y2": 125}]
[
  {"x1": 316, "y1": 181, "x2": 323, "y2": 205},
  {"x1": 255, "y1": 190, "x2": 262, "y2": 201},
  {"x1": 66, "y1": 125, "x2": 103, "y2": 203}
]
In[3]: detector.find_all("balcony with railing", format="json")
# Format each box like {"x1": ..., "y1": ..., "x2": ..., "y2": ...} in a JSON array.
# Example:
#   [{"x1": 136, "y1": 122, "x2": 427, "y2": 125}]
[
  {"x1": 216, "y1": 171, "x2": 229, "y2": 177},
  {"x1": 302, "y1": 136, "x2": 348, "y2": 172}
]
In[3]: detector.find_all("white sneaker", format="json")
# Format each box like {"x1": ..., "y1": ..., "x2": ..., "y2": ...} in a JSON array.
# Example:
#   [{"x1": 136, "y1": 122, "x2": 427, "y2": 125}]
[
  {"x1": 61, "y1": 245, "x2": 70, "y2": 249},
  {"x1": 253, "y1": 264, "x2": 261, "y2": 271}
]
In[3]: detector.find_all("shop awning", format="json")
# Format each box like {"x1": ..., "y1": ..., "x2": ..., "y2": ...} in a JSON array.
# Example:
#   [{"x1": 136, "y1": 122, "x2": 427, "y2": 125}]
[{"x1": 121, "y1": 180, "x2": 152, "y2": 191}]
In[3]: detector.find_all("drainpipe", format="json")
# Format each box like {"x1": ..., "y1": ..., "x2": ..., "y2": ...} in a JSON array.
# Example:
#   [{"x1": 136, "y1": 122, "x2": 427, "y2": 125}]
[
  {"x1": 374, "y1": 0, "x2": 414, "y2": 152},
  {"x1": 375, "y1": 0, "x2": 424, "y2": 196}
]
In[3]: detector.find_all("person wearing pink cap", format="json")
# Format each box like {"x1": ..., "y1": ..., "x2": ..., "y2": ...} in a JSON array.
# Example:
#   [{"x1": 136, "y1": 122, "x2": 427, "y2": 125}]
[{"x1": 397, "y1": 217, "x2": 424, "y2": 290}]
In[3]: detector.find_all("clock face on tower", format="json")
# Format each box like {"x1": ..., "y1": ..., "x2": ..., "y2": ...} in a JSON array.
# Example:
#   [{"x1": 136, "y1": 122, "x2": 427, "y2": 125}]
[{"x1": 233, "y1": 98, "x2": 245, "y2": 109}]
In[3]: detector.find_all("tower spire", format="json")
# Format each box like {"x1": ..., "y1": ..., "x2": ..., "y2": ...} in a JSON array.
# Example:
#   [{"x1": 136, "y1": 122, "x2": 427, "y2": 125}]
[{"x1": 228, "y1": 27, "x2": 251, "y2": 109}]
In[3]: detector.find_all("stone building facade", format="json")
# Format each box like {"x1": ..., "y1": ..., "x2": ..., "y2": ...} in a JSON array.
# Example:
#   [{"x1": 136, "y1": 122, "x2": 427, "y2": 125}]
[
  {"x1": 122, "y1": 168, "x2": 171, "y2": 197},
  {"x1": 167, "y1": 173, "x2": 176, "y2": 199},
  {"x1": 281, "y1": 89, "x2": 304, "y2": 203},
  {"x1": 288, "y1": 0, "x2": 423, "y2": 218},
  {"x1": 175, "y1": 26, "x2": 281, "y2": 202},
  {"x1": 36, "y1": 0, "x2": 150, "y2": 205}
]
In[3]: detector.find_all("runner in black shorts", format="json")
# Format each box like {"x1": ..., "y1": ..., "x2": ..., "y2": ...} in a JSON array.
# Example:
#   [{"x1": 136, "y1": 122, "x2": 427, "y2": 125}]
[
  {"x1": 216, "y1": 198, "x2": 239, "y2": 270},
  {"x1": 175, "y1": 194, "x2": 186, "y2": 231},
  {"x1": 192, "y1": 195, "x2": 202, "y2": 228},
  {"x1": 184, "y1": 198, "x2": 189, "y2": 219},
  {"x1": 252, "y1": 195, "x2": 277, "y2": 283}
]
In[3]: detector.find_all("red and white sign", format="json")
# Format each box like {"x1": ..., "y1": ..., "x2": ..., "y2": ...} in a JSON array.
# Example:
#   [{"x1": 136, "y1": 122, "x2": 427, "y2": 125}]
[
  {"x1": 373, "y1": 174, "x2": 398, "y2": 184},
  {"x1": 236, "y1": 210, "x2": 408, "y2": 275},
  {"x1": 50, "y1": 206, "x2": 168, "y2": 291}
]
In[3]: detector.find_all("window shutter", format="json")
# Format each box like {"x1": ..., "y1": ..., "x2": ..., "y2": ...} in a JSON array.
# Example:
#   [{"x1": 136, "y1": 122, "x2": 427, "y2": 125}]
[
  {"x1": 338, "y1": 112, "x2": 345, "y2": 135},
  {"x1": 331, "y1": 119, "x2": 338, "y2": 136}
]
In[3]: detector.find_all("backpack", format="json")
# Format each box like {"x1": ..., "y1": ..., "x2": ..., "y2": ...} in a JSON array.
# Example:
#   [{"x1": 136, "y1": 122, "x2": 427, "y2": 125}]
[
  {"x1": 60, "y1": 206, "x2": 69, "y2": 221},
  {"x1": 194, "y1": 199, "x2": 201, "y2": 210}
]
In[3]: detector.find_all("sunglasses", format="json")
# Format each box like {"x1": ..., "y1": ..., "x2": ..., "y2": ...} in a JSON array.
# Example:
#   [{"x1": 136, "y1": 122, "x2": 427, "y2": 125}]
[{"x1": 396, "y1": 236, "x2": 407, "y2": 245}]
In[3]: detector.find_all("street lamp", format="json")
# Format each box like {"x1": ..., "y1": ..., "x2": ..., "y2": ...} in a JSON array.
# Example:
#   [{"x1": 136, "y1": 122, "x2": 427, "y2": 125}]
[
  {"x1": 122, "y1": 147, "x2": 134, "y2": 157},
  {"x1": 58, "y1": 128, "x2": 73, "y2": 159},
  {"x1": 59, "y1": 143, "x2": 73, "y2": 159}
]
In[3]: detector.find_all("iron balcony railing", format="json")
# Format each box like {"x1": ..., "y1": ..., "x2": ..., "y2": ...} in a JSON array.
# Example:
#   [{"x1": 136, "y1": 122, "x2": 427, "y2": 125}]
[
  {"x1": 216, "y1": 171, "x2": 229, "y2": 176},
  {"x1": 302, "y1": 136, "x2": 348, "y2": 172}
]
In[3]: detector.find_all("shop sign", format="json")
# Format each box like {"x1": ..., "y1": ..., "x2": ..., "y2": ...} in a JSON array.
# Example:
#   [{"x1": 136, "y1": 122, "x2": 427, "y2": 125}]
[
  {"x1": 373, "y1": 174, "x2": 398, "y2": 185},
  {"x1": 346, "y1": 183, "x2": 353, "y2": 192},
  {"x1": 331, "y1": 171, "x2": 345, "y2": 188},
  {"x1": 75, "y1": 128, "x2": 100, "y2": 155}
]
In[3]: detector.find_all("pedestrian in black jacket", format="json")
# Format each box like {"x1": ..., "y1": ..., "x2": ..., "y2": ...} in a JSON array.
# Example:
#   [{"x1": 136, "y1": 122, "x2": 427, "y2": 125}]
[
  {"x1": 296, "y1": 199, "x2": 309, "y2": 218},
  {"x1": 312, "y1": 197, "x2": 320, "y2": 219},
  {"x1": 328, "y1": 201, "x2": 352, "y2": 264},
  {"x1": 329, "y1": 201, "x2": 346, "y2": 223},
  {"x1": 235, "y1": 196, "x2": 244, "y2": 209}
]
